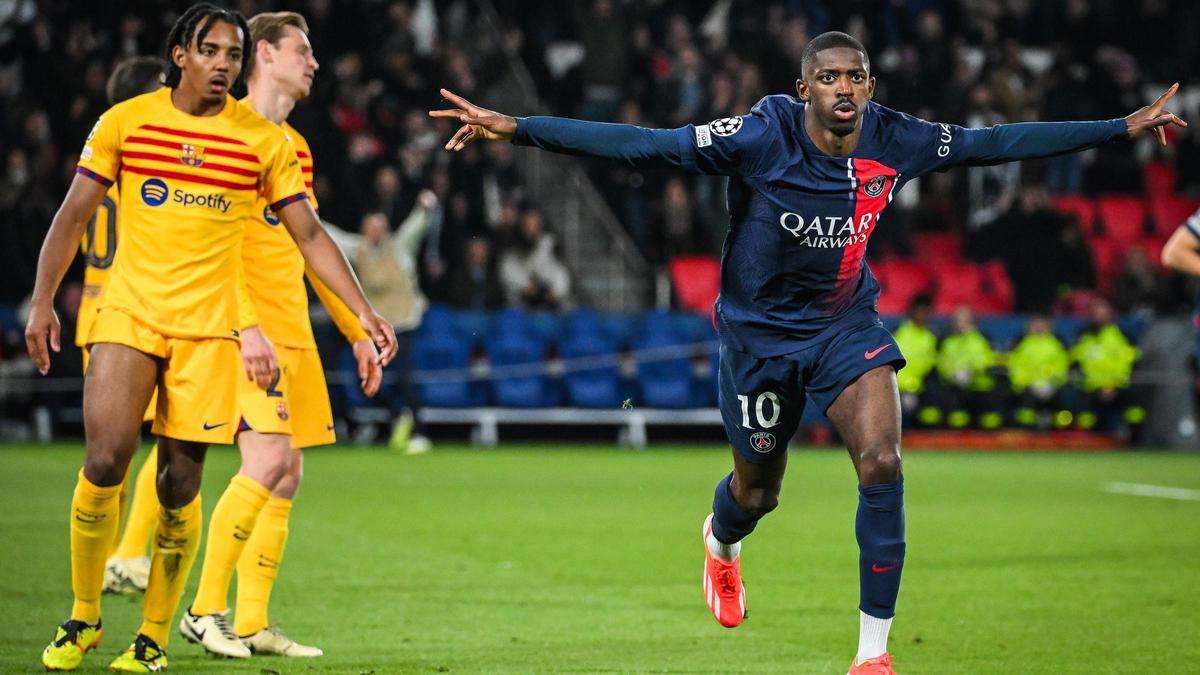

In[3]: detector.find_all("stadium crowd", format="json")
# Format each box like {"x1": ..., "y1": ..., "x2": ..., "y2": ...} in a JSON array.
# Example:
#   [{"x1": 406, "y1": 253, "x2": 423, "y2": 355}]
[{"x1": 0, "y1": 0, "x2": 1196, "y2": 437}]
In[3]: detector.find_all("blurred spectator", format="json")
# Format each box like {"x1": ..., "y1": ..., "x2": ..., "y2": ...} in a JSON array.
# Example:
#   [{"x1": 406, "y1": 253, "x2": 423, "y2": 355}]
[
  {"x1": 499, "y1": 206, "x2": 573, "y2": 310},
  {"x1": 937, "y1": 306, "x2": 1004, "y2": 430},
  {"x1": 446, "y1": 236, "x2": 504, "y2": 310},
  {"x1": 1007, "y1": 315, "x2": 1072, "y2": 430},
  {"x1": 1071, "y1": 300, "x2": 1144, "y2": 437},
  {"x1": 991, "y1": 184, "x2": 1095, "y2": 312},
  {"x1": 893, "y1": 294, "x2": 941, "y2": 428},
  {"x1": 1111, "y1": 248, "x2": 1163, "y2": 317},
  {"x1": 325, "y1": 190, "x2": 441, "y2": 453}
]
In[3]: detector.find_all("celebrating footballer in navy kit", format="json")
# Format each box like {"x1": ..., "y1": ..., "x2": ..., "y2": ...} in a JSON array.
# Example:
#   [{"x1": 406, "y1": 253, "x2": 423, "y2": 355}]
[{"x1": 431, "y1": 31, "x2": 1185, "y2": 674}]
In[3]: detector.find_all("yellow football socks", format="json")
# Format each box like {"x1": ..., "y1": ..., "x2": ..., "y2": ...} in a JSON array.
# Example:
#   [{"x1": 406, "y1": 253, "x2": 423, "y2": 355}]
[
  {"x1": 113, "y1": 444, "x2": 159, "y2": 560},
  {"x1": 139, "y1": 496, "x2": 202, "y2": 646},
  {"x1": 70, "y1": 470, "x2": 121, "y2": 624},
  {"x1": 234, "y1": 496, "x2": 292, "y2": 636},
  {"x1": 192, "y1": 474, "x2": 271, "y2": 615}
]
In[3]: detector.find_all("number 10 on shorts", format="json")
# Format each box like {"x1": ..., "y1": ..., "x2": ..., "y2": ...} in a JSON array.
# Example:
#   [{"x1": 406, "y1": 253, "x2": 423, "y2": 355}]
[{"x1": 737, "y1": 392, "x2": 781, "y2": 429}]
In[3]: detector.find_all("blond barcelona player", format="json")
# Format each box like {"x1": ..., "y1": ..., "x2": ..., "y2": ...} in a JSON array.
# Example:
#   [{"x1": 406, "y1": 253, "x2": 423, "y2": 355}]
[{"x1": 177, "y1": 11, "x2": 384, "y2": 660}]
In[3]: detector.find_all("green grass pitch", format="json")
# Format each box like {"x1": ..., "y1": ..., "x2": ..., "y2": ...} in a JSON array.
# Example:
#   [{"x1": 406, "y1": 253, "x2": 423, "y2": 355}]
[{"x1": 1, "y1": 443, "x2": 1198, "y2": 673}]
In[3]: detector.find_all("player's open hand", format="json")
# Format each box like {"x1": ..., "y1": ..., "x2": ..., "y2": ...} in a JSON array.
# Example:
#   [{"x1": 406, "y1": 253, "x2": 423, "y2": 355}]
[
  {"x1": 360, "y1": 311, "x2": 398, "y2": 367},
  {"x1": 429, "y1": 88, "x2": 517, "y2": 151},
  {"x1": 24, "y1": 300, "x2": 60, "y2": 376},
  {"x1": 352, "y1": 338, "x2": 383, "y2": 397},
  {"x1": 1125, "y1": 83, "x2": 1188, "y2": 146},
  {"x1": 240, "y1": 324, "x2": 279, "y2": 391}
]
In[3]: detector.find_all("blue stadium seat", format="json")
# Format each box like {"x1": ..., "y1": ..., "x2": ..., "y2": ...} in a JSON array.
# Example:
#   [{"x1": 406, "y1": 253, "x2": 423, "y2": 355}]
[
  {"x1": 599, "y1": 311, "x2": 640, "y2": 348},
  {"x1": 633, "y1": 315, "x2": 696, "y2": 408},
  {"x1": 978, "y1": 316, "x2": 1028, "y2": 351},
  {"x1": 413, "y1": 331, "x2": 481, "y2": 408},
  {"x1": 487, "y1": 334, "x2": 556, "y2": 407},
  {"x1": 560, "y1": 332, "x2": 622, "y2": 408},
  {"x1": 419, "y1": 304, "x2": 457, "y2": 339},
  {"x1": 453, "y1": 310, "x2": 491, "y2": 345}
]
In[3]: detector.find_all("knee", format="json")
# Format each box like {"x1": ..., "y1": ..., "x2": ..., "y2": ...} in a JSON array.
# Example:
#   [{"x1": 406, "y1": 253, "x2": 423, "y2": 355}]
[
  {"x1": 82, "y1": 452, "x2": 129, "y2": 487},
  {"x1": 858, "y1": 444, "x2": 903, "y2": 484},
  {"x1": 737, "y1": 486, "x2": 780, "y2": 519}
]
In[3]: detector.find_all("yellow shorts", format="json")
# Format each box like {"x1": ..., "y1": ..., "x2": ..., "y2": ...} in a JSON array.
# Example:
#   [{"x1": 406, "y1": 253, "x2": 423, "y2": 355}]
[
  {"x1": 238, "y1": 345, "x2": 335, "y2": 449},
  {"x1": 82, "y1": 345, "x2": 157, "y2": 423},
  {"x1": 88, "y1": 308, "x2": 240, "y2": 445}
]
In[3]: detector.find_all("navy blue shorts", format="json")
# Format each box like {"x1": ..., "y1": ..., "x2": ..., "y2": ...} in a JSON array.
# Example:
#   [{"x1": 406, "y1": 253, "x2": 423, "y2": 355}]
[{"x1": 717, "y1": 319, "x2": 906, "y2": 463}]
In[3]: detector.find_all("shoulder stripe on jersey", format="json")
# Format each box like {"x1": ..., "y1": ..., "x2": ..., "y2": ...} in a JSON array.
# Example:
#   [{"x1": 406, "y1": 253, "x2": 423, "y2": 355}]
[
  {"x1": 296, "y1": 150, "x2": 311, "y2": 158},
  {"x1": 305, "y1": 181, "x2": 313, "y2": 188},
  {"x1": 122, "y1": 151, "x2": 259, "y2": 177},
  {"x1": 270, "y1": 192, "x2": 309, "y2": 210},
  {"x1": 124, "y1": 164, "x2": 257, "y2": 191},
  {"x1": 126, "y1": 136, "x2": 259, "y2": 164},
  {"x1": 76, "y1": 166, "x2": 114, "y2": 187},
  {"x1": 137, "y1": 124, "x2": 250, "y2": 147},
  {"x1": 301, "y1": 165, "x2": 313, "y2": 174}
]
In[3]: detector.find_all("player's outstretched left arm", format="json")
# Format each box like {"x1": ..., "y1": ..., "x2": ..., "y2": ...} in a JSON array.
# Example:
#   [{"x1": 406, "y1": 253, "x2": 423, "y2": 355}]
[
  {"x1": 1124, "y1": 83, "x2": 1188, "y2": 146},
  {"x1": 276, "y1": 200, "x2": 398, "y2": 365},
  {"x1": 26, "y1": 173, "x2": 110, "y2": 374}
]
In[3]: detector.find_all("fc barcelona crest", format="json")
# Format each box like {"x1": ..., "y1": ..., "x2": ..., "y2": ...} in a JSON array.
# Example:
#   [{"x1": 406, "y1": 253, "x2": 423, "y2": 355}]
[
  {"x1": 276, "y1": 402, "x2": 289, "y2": 421},
  {"x1": 864, "y1": 175, "x2": 888, "y2": 198},
  {"x1": 180, "y1": 144, "x2": 206, "y2": 167}
]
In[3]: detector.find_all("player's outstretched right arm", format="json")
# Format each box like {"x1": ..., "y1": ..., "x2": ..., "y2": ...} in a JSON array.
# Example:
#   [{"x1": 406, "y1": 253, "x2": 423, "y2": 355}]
[
  {"x1": 430, "y1": 88, "x2": 779, "y2": 177},
  {"x1": 25, "y1": 174, "x2": 109, "y2": 374}
]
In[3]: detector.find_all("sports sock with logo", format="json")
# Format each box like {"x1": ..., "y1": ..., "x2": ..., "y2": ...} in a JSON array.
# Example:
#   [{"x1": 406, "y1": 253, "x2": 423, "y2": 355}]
[
  {"x1": 140, "y1": 495, "x2": 202, "y2": 646},
  {"x1": 113, "y1": 445, "x2": 159, "y2": 560},
  {"x1": 234, "y1": 496, "x2": 292, "y2": 636},
  {"x1": 192, "y1": 474, "x2": 271, "y2": 615},
  {"x1": 70, "y1": 469, "x2": 122, "y2": 624},
  {"x1": 710, "y1": 472, "x2": 759, "y2": 551},
  {"x1": 856, "y1": 479, "x2": 905, "y2": 659}
]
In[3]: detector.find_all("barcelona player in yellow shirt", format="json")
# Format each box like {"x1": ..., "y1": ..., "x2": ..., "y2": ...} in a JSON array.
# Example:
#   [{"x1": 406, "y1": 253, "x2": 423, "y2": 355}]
[
  {"x1": 73, "y1": 56, "x2": 166, "y2": 597},
  {"x1": 177, "y1": 11, "x2": 382, "y2": 660},
  {"x1": 26, "y1": 5, "x2": 396, "y2": 672}
]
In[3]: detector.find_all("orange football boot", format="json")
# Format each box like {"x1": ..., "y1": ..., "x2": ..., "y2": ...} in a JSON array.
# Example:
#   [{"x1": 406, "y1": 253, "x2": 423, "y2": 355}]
[{"x1": 702, "y1": 513, "x2": 746, "y2": 628}]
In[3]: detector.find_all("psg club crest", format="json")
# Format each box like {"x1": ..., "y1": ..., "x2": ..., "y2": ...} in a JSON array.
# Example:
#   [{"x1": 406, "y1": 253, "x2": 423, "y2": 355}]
[
  {"x1": 180, "y1": 143, "x2": 206, "y2": 168},
  {"x1": 750, "y1": 431, "x2": 776, "y2": 453},
  {"x1": 710, "y1": 116, "x2": 743, "y2": 136},
  {"x1": 864, "y1": 175, "x2": 888, "y2": 198}
]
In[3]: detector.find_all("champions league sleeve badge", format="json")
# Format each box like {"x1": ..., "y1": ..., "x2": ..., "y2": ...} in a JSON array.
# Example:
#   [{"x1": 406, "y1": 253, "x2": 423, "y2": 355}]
[{"x1": 709, "y1": 116, "x2": 743, "y2": 136}]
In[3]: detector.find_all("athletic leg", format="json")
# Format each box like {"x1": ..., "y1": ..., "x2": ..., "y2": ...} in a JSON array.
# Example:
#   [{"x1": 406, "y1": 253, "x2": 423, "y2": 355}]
[
  {"x1": 827, "y1": 365, "x2": 904, "y2": 667},
  {"x1": 42, "y1": 344, "x2": 158, "y2": 671}
]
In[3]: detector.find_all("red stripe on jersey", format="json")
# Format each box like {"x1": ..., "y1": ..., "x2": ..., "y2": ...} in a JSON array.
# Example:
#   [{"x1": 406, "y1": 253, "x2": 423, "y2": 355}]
[
  {"x1": 304, "y1": 181, "x2": 313, "y2": 188},
  {"x1": 122, "y1": 151, "x2": 259, "y2": 177},
  {"x1": 830, "y1": 158, "x2": 898, "y2": 308},
  {"x1": 137, "y1": 124, "x2": 250, "y2": 147},
  {"x1": 123, "y1": 164, "x2": 258, "y2": 191},
  {"x1": 301, "y1": 165, "x2": 313, "y2": 173},
  {"x1": 126, "y1": 136, "x2": 259, "y2": 164},
  {"x1": 295, "y1": 150, "x2": 311, "y2": 158}
]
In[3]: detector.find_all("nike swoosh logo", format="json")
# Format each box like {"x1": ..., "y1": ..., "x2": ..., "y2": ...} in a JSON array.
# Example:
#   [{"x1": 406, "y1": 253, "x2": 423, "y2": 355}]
[
  {"x1": 194, "y1": 627, "x2": 206, "y2": 641},
  {"x1": 202, "y1": 421, "x2": 228, "y2": 430},
  {"x1": 871, "y1": 563, "x2": 900, "y2": 573},
  {"x1": 864, "y1": 343, "x2": 893, "y2": 360}
]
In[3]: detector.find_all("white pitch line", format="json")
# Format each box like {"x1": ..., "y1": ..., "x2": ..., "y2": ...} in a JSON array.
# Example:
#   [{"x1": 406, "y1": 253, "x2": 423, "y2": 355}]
[{"x1": 1102, "y1": 482, "x2": 1200, "y2": 502}]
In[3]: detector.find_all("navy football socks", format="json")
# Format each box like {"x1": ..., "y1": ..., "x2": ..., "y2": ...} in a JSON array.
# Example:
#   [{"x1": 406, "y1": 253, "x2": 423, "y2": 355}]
[
  {"x1": 711, "y1": 472, "x2": 759, "y2": 544},
  {"x1": 856, "y1": 479, "x2": 906, "y2": 618}
]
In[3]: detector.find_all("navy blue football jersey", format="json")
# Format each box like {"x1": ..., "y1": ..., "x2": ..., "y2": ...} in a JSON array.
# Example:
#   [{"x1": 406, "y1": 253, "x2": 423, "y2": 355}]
[{"x1": 515, "y1": 97, "x2": 1124, "y2": 357}]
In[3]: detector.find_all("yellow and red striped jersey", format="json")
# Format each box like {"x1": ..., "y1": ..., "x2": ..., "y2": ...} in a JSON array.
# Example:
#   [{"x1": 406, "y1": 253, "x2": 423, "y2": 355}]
[
  {"x1": 76, "y1": 87, "x2": 307, "y2": 339},
  {"x1": 239, "y1": 113, "x2": 367, "y2": 347}
]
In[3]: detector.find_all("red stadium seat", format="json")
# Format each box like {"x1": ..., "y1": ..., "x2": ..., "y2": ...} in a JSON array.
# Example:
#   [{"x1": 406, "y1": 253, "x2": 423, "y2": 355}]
[
  {"x1": 1149, "y1": 195, "x2": 1200, "y2": 236},
  {"x1": 873, "y1": 258, "x2": 935, "y2": 314},
  {"x1": 1096, "y1": 195, "x2": 1148, "y2": 243},
  {"x1": 1134, "y1": 235, "x2": 1170, "y2": 271},
  {"x1": 1050, "y1": 196, "x2": 1098, "y2": 235},
  {"x1": 1144, "y1": 162, "x2": 1177, "y2": 198},
  {"x1": 911, "y1": 231, "x2": 962, "y2": 263},
  {"x1": 1088, "y1": 238, "x2": 1125, "y2": 293},
  {"x1": 668, "y1": 255, "x2": 721, "y2": 315},
  {"x1": 931, "y1": 261, "x2": 1013, "y2": 315}
]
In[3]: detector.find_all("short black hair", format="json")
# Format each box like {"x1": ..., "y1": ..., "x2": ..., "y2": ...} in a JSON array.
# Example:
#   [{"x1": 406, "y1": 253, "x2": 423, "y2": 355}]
[
  {"x1": 162, "y1": 3, "x2": 251, "y2": 91},
  {"x1": 801, "y1": 31, "x2": 870, "y2": 77},
  {"x1": 106, "y1": 56, "x2": 166, "y2": 105}
]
